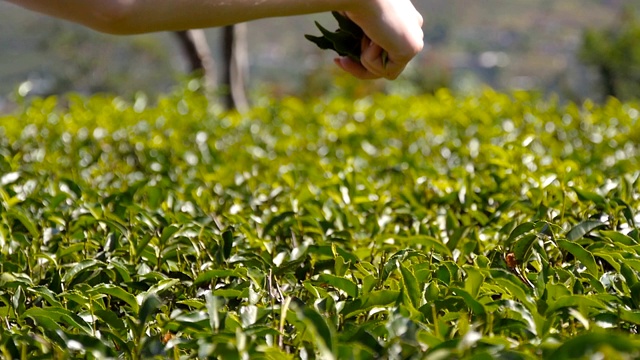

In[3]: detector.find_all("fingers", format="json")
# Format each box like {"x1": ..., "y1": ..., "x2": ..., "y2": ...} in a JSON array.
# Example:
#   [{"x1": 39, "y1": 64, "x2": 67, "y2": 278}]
[
  {"x1": 334, "y1": 58, "x2": 378, "y2": 79},
  {"x1": 338, "y1": 0, "x2": 425, "y2": 80},
  {"x1": 360, "y1": 37, "x2": 405, "y2": 80},
  {"x1": 334, "y1": 37, "x2": 409, "y2": 80}
]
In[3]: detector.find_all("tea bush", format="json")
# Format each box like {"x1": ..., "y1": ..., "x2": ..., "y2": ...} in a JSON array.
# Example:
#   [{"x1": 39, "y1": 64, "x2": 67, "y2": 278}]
[{"x1": 1, "y1": 88, "x2": 640, "y2": 359}]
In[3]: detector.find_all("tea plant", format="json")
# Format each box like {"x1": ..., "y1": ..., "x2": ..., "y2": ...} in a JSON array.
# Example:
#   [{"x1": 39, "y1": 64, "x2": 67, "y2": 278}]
[
  {"x1": 1, "y1": 88, "x2": 640, "y2": 359},
  {"x1": 306, "y1": 12, "x2": 363, "y2": 61}
]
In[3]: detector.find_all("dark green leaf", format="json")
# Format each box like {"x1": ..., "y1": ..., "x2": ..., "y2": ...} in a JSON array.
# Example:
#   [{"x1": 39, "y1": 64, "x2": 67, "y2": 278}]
[
  {"x1": 512, "y1": 233, "x2": 538, "y2": 263},
  {"x1": 138, "y1": 294, "x2": 162, "y2": 327},
  {"x1": 62, "y1": 259, "x2": 103, "y2": 285},
  {"x1": 506, "y1": 222, "x2": 535, "y2": 247},
  {"x1": 566, "y1": 220, "x2": 607, "y2": 241},
  {"x1": 222, "y1": 228, "x2": 234, "y2": 260},
  {"x1": 295, "y1": 304, "x2": 336, "y2": 356}
]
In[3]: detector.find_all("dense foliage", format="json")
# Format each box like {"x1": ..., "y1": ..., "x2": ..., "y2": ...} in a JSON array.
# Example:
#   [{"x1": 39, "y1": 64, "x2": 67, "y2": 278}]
[
  {"x1": 579, "y1": 10, "x2": 640, "y2": 101},
  {"x1": 1, "y1": 88, "x2": 640, "y2": 359}
]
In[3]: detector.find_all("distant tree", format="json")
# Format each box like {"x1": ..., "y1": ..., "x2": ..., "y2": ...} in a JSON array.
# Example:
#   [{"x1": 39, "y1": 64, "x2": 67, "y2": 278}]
[
  {"x1": 174, "y1": 26, "x2": 249, "y2": 111},
  {"x1": 579, "y1": 10, "x2": 640, "y2": 100}
]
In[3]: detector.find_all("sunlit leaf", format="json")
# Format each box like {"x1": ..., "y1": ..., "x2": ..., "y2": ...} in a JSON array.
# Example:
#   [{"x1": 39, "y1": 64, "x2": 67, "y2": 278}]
[
  {"x1": 90, "y1": 284, "x2": 139, "y2": 312},
  {"x1": 23, "y1": 307, "x2": 93, "y2": 335},
  {"x1": 557, "y1": 240, "x2": 598, "y2": 276},
  {"x1": 318, "y1": 274, "x2": 358, "y2": 298},
  {"x1": 342, "y1": 290, "x2": 399, "y2": 318},
  {"x1": 398, "y1": 262, "x2": 422, "y2": 309},
  {"x1": 546, "y1": 295, "x2": 607, "y2": 314},
  {"x1": 571, "y1": 187, "x2": 606, "y2": 206}
]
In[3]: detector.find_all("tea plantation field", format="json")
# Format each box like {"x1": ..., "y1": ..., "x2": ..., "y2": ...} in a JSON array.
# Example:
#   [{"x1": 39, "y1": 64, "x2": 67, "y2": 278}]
[{"x1": 1, "y1": 88, "x2": 640, "y2": 359}]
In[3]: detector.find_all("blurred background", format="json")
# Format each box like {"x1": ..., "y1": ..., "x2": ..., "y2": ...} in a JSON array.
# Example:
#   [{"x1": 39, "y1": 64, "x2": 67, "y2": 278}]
[{"x1": 1, "y1": 0, "x2": 639, "y2": 111}]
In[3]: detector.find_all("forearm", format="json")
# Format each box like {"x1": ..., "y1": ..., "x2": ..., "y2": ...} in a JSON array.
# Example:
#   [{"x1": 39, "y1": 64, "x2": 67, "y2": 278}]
[
  {"x1": 6, "y1": 0, "x2": 424, "y2": 80},
  {"x1": 5, "y1": 0, "x2": 359, "y2": 34}
]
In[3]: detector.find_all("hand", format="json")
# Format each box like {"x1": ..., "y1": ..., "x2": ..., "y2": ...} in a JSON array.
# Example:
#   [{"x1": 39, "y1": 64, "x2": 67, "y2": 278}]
[{"x1": 336, "y1": 0, "x2": 424, "y2": 80}]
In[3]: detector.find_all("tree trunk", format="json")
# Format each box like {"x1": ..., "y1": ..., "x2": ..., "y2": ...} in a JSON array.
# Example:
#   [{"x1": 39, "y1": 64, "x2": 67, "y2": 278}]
[
  {"x1": 222, "y1": 24, "x2": 249, "y2": 111},
  {"x1": 174, "y1": 30, "x2": 216, "y2": 88},
  {"x1": 599, "y1": 65, "x2": 617, "y2": 98}
]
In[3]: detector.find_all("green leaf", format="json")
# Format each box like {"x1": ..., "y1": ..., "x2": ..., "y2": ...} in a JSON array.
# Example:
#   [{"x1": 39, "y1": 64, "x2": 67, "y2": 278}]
[
  {"x1": 305, "y1": 12, "x2": 362, "y2": 61},
  {"x1": 12, "y1": 286, "x2": 25, "y2": 316},
  {"x1": 262, "y1": 211, "x2": 295, "y2": 237},
  {"x1": 331, "y1": 11, "x2": 363, "y2": 38},
  {"x1": 62, "y1": 259, "x2": 103, "y2": 285},
  {"x1": 489, "y1": 272, "x2": 535, "y2": 306},
  {"x1": 571, "y1": 187, "x2": 606, "y2": 206},
  {"x1": 317, "y1": 274, "x2": 358, "y2": 298},
  {"x1": 295, "y1": 304, "x2": 336, "y2": 356},
  {"x1": 8, "y1": 208, "x2": 39, "y2": 238},
  {"x1": 138, "y1": 294, "x2": 162, "y2": 327},
  {"x1": 28, "y1": 286, "x2": 63, "y2": 308},
  {"x1": 58, "y1": 243, "x2": 86, "y2": 260},
  {"x1": 506, "y1": 222, "x2": 535, "y2": 247},
  {"x1": 205, "y1": 292, "x2": 221, "y2": 332},
  {"x1": 489, "y1": 299, "x2": 537, "y2": 335},
  {"x1": 566, "y1": 220, "x2": 607, "y2": 241},
  {"x1": 512, "y1": 233, "x2": 538, "y2": 263},
  {"x1": 89, "y1": 284, "x2": 139, "y2": 312},
  {"x1": 222, "y1": 228, "x2": 234, "y2": 260},
  {"x1": 463, "y1": 266, "x2": 484, "y2": 298},
  {"x1": 93, "y1": 309, "x2": 126, "y2": 330},
  {"x1": 160, "y1": 224, "x2": 181, "y2": 245},
  {"x1": 600, "y1": 230, "x2": 638, "y2": 245},
  {"x1": 620, "y1": 262, "x2": 638, "y2": 287},
  {"x1": 449, "y1": 287, "x2": 486, "y2": 316},
  {"x1": 143, "y1": 279, "x2": 180, "y2": 297},
  {"x1": 398, "y1": 262, "x2": 422, "y2": 309},
  {"x1": 304, "y1": 34, "x2": 335, "y2": 51},
  {"x1": 0, "y1": 272, "x2": 33, "y2": 288},
  {"x1": 549, "y1": 332, "x2": 640, "y2": 358},
  {"x1": 592, "y1": 251, "x2": 621, "y2": 272},
  {"x1": 403, "y1": 235, "x2": 453, "y2": 257},
  {"x1": 342, "y1": 290, "x2": 399, "y2": 318},
  {"x1": 60, "y1": 332, "x2": 115, "y2": 358},
  {"x1": 334, "y1": 255, "x2": 349, "y2": 277},
  {"x1": 23, "y1": 307, "x2": 93, "y2": 335},
  {"x1": 546, "y1": 295, "x2": 607, "y2": 314},
  {"x1": 631, "y1": 283, "x2": 640, "y2": 308},
  {"x1": 21, "y1": 308, "x2": 66, "y2": 344},
  {"x1": 212, "y1": 289, "x2": 244, "y2": 298},
  {"x1": 620, "y1": 308, "x2": 640, "y2": 325},
  {"x1": 557, "y1": 240, "x2": 598, "y2": 276},
  {"x1": 194, "y1": 269, "x2": 243, "y2": 286}
]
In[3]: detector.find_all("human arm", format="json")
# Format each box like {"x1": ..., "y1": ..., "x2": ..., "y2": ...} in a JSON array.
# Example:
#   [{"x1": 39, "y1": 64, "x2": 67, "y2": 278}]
[{"x1": 4, "y1": 0, "x2": 423, "y2": 79}]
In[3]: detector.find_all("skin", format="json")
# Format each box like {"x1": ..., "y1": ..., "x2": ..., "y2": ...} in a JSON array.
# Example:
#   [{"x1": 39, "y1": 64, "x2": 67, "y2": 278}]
[{"x1": 4, "y1": 0, "x2": 423, "y2": 80}]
